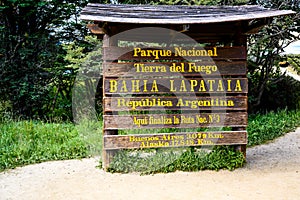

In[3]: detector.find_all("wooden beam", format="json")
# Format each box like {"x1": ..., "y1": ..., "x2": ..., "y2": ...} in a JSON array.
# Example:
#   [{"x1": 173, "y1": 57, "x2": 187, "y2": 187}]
[
  {"x1": 86, "y1": 23, "x2": 105, "y2": 34},
  {"x1": 104, "y1": 96, "x2": 248, "y2": 112},
  {"x1": 104, "y1": 112, "x2": 248, "y2": 130},
  {"x1": 104, "y1": 131, "x2": 247, "y2": 150}
]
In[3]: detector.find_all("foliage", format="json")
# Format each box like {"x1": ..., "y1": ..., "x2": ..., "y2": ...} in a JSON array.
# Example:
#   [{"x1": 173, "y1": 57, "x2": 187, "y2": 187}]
[
  {"x1": 0, "y1": 120, "x2": 88, "y2": 172},
  {"x1": 0, "y1": 0, "x2": 89, "y2": 120},
  {"x1": 75, "y1": 117, "x2": 103, "y2": 156},
  {"x1": 247, "y1": 0, "x2": 300, "y2": 112},
  {"x1": 108, "y1": 146, "x2": 245, "y2": 174},
  {"x1": 257, "y1": 76, "x2": 300, "y2": 111},
  {"x1": 63, "y1": 35, "x2": 103, "y2": 120},
  {"x1": 247, "y1": 109, "x2": 300, "y2": 146},
  {"x1": 288, "y1": 54, "x2": 300, "y2": 74}
]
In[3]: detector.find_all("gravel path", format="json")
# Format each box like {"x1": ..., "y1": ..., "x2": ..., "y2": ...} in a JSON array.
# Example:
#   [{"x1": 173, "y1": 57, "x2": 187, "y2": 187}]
[{"x1": 1, "y1": 128, "x2": 300, "y2": 200}]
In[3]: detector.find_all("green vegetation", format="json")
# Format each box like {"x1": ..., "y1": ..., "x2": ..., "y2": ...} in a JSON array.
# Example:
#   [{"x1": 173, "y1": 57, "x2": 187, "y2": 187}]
[
  {"x1": 0, "y1": 120, "x2": 87, "y2": 171},
  {"x1": 0, "y1": 108, "x2": 299, "y2": 173},
  {"x1": 108, "y1": 146, "x2": 245, "y2": 174},
  {"x1": 247, "y1": 109, "x2": 300, "y2": 146}
]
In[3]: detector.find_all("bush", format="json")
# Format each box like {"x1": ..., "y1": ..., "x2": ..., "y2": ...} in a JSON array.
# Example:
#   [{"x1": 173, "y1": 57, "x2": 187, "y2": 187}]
[{"x1": 257, "y1": 77, "x2": 300, "y2": 112}]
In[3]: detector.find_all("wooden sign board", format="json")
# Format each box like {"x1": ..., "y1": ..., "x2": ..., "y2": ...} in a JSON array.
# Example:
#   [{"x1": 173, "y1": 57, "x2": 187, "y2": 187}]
[
  {"x1": 80, "y1": 3, "x2": 296, "y2": 171},
  {"x1": 102, "y1": 43, "x2": 248, "y2": 170}
]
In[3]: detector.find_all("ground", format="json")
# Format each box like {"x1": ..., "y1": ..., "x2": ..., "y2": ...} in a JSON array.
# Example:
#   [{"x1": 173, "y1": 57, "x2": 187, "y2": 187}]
[{"x1": 1, "y1": 128, "x2": 300, "y2": 200}]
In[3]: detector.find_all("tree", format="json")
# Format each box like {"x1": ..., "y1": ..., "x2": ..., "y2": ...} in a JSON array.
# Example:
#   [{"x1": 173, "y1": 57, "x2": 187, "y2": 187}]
[
  {"x1": 0, "y1": 0, "x2": 89, "y2": 119},
  {"x1": 247, "y1": 0, "x2": 300, "y2": 111}
]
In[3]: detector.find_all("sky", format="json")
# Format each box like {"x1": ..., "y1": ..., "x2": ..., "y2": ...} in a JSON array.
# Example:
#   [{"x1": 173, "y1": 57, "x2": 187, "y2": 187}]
[{"x1": 283, "y1": 40, "x2": 300, "y2": 54}]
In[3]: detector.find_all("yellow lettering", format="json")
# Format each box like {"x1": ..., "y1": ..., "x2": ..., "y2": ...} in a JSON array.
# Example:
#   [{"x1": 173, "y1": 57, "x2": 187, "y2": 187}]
[
  {"x1": 133, "y1": 48, "x2": 141, "y2": 57},
  {"x1": 234, "y1": 80, "x2": 242, "y2": 91},
  {"x1": 109, "y1": 80, "x2": 118, "y2": 93},
  {"x1": 151, "y1": 80, "x2": 158, "y2": 92},
  {"x1": 217, "y1": 80, "x2": 224, "y2": 91},
  {"x1": 207, "y1": 80, "x2": 215, "y2": 91},
  {"x1": 120, "y1": 80, "x2": 128, "y2": 92},
  {"x1": 190, "y1": 80, "x2": 197, "y2": 92},
  {"x1": 132, "y1": 80, "x2": 140, "y2": 92},
  {"x1": 227, "y1": 79, "x2": 232, "y2": 92},
  {"x1": 143, "y1": 80, "x2": 147, "y2": 92},
  {"x1": 170, "y1": 80, "x2": 176, "y2": 92},
  {"x1": 179, "y1": 80, "x2": 187, "y2": 92},
  {"x1": 199, "y1": 80, "x2": 206, "y2": 91}
]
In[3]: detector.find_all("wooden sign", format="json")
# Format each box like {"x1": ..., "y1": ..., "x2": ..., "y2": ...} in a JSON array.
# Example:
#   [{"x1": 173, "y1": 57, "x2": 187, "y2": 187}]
[
  {"x1": 99, "y1": 26, "x2": 249, "y2": 170},
  {"x1": 102, "y1": 44, "x2": 248, "y2": 167},
  {"x1": 80, "y1": 3, "x2": 296, "y2": 171}
]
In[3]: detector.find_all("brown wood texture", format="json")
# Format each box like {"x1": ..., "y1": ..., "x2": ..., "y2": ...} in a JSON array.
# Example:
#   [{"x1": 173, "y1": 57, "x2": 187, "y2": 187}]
[
  {"x1": 104, "y1": 112, "x2": 247, "y2": 130},
  {"x1": 104, "y1": 96, "x2": 247, "y2": 112},
  {"x1": 80, "y1": 4, "x2": 294, "y2": 24},
  {"x1": 86, "y1": 24, "x2": 105, "y2": 34},
  {"x1": 102, "y1": 34, "x2": 119, "y2": 171},
  {"x1": 104, "y1": 131, "x2": 247, "y2": 150},
  {"x1": 106, "y1": 23, "x2": 238, "y2": 41},
  {"x1": 103, "y1": 46, "x2": 246, "y2": 61},
  {"x1": 102, "y1": 24, "x2": 239, "y2": 43},
  {"x1": 103, "y1": 61, "x2": 247, "y2": 77},
  {"x1": 104, "y1": 78, "x2": 248, "y2": 94}
]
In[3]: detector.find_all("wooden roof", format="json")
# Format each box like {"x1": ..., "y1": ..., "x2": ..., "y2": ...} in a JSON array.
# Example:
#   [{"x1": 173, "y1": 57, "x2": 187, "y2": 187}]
[{"x1": 80, "y1": 4, "x2": 295, "y2": 24}]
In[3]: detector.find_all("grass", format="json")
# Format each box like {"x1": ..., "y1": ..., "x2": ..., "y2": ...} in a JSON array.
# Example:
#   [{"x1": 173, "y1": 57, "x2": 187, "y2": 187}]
[
  {"x1": 108, "y1": 146, "x2": 245, "y2": 174},
  {"x1": 0, "y1": 120, "x2": 88, "y2": 172},
  {"x1": 0, "y1": 108, "x2": 299, "y2": 173},
  {"x1": 247, "y1": 109, "x2": 300, "y2": 146}
]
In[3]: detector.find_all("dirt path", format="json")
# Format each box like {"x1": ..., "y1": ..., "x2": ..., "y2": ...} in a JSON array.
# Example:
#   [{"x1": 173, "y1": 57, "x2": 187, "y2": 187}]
[{"x1": 1, "y1": 128, "x2": 300, "y2": 200}]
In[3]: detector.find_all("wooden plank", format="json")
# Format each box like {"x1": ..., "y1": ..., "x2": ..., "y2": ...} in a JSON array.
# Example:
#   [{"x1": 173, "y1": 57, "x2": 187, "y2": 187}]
[
  {"x1": 103, "y1": 47, "x2": 246, "y2": 61},
  {"x1": 104, "y1": 96, "x2": 247, "y2": 112},
  {"x1": 111, "y1": 34, "x2": 235, "y2": 44},
  {"x1": 104, "y1": 131, "x2": 247, "y2": 150},
  {"x1": 102, "y1": 34, "x2": 119, "y2": 171},
  {"x1": 106, "y1": 22, "x2": 239, "y2": 42},
  {"x1": 80, "y1": 4, "x2": 295, "y2": 24},
  {"x1": 86, "y1": 24, "x2": 105, "y2": 34},
  {"x1": 104, "y1": 78, "x2": 248, "y2": 95},
  {"x1": 107, "y1": 22, "x2": 240, "y2": 35},
  {"x1": 103, "y1": 61, "x2": 247, "y2": 77},
  {"x1": 104, "y1": 112, "x2": 247, "y2": 130}
]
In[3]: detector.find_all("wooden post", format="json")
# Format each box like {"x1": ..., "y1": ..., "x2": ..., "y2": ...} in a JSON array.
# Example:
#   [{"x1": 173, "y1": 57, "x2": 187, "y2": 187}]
[
  {"x1": 233, "y1": 23, "x2": 247, "y2": 158},
  {"x1": 102, "y1": 34, "x2": 118, "y2": 170}
]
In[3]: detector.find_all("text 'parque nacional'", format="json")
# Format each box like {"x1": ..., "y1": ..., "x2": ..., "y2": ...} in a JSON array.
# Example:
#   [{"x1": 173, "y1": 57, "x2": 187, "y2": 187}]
[{"x1": 133, "y1": 47, "x2": 218, "y2": 59}]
